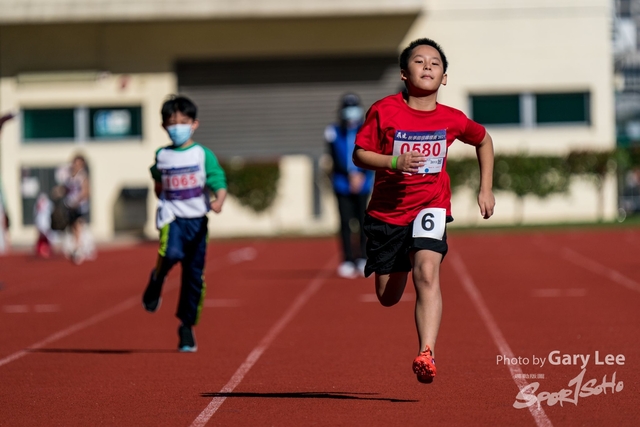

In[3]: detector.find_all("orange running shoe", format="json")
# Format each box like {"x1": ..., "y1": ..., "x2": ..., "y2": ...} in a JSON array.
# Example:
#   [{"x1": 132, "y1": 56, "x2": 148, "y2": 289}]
[{"x1": 412, "y1": 346, "x2": 437, "y2": 383}]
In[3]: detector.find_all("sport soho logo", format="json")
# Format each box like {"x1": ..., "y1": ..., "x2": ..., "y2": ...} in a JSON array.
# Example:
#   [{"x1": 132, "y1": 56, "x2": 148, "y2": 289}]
[{"x1": 496, "y1": 350, "x2": 626, "y2": 408}]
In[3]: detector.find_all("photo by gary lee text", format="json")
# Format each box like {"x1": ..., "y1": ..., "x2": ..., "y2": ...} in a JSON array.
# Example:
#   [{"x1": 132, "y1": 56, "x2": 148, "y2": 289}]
[{"x1": 496, "y1": 350, "x2": 625, "y2": 370}]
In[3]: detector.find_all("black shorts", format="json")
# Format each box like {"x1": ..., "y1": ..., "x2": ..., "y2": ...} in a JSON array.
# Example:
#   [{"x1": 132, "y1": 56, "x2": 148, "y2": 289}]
[{"x1": 363, "y1": 214, "x2": 451, "y2": 277}]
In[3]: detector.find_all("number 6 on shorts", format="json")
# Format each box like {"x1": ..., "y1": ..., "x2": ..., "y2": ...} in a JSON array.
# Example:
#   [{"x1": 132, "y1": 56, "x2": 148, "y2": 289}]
[{"x1": 412, "y1": 208, "x2": 446, "y2": 240}]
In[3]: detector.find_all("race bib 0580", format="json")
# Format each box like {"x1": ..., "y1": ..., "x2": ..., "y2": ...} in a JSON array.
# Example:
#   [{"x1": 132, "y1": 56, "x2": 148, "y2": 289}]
[
  {"x1": 392, "y1": 130, "x2": 446, "y2": 174},
  {"x1": 412, "y1": 208, "x2": 446, "y2": 240}
]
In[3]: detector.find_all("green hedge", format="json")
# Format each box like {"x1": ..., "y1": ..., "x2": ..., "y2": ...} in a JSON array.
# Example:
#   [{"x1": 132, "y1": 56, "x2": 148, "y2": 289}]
[
  {"x1": 221, "y1": 160, "x2": 280, "y2": 213},
  {"x1": 493, "y1": 154, "x2": 570, "y2": 198},
  {"x1": 219, "y1": 149, "x2": 634, "y2": 216},
  {"x1": 447, "y1": 149, "x2": 627, "y2": 222},
  {"x1": 448, "y1": 149, "x2": 622, "y2": 198}
]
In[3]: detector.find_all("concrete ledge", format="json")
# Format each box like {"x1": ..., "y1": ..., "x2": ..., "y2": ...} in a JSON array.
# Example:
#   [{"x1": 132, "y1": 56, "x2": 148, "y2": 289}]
[{"x1": 0, "y1": 0, "x2": 423, "y2": 24}]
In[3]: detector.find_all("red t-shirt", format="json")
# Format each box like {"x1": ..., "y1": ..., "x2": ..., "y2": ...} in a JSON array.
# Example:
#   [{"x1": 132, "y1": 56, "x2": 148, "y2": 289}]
[{"x1": 355, "y1": 92, "x2": 486, "y2": 226}]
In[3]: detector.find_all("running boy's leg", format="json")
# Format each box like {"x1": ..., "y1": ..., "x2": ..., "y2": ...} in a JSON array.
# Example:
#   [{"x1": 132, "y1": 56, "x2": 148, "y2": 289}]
[
  {"x1": 375, "y1": 272, "x2": 410, "y2": 306},
  {"x1": 410, "y1": 248, "x2": 442, "y2": 383},
  {"x1": 364, "y1": 214, "x2": 413, "y2": 305},
  {"x1": 411, "y1": 249, "x2": 443, "y2": 355},
  {"x1": 175, "y1": 217, "x2": 207, "y2": 352},
  {"x1": 176, "y1": 217, "x2": 208, "y2": 328},
  {"x1": 143, "y1": 222, "x2": 182, "y2": 312}
]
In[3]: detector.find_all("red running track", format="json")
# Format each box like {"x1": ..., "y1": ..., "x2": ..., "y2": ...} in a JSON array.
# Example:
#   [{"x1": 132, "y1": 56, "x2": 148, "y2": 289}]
[{"x1": 0, "y1": 228, "x2": 638, "y2": 426}]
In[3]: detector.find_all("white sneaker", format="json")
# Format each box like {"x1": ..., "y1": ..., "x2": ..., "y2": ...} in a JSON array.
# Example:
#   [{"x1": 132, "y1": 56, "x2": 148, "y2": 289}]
[
  {"x1": 71, "y1": 250, "x2": 85, "y2": 265},
  {"x1": 337, "y1": 261, "x2": 357, "y2": 279},
  {"x1": 356, "y1": 258, "x2": 367, "y2": 277}
]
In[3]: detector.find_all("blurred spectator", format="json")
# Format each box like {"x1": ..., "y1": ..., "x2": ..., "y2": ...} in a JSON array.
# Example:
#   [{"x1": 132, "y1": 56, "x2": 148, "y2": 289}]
[
  {"x1": 324, "y1": 93, "x2": 374, "y2": 278},
  {"x1": 34, "y1": 192, "x2": 53, "y2": 258},
  {"x1": 57, "y1": 154, "x2": 96, "y2": 264},
  {"x1": 0, "y1": 112, "x2": 14, "y2": 255},
  {"x1": 622, "y1": 166, "x2": 640, "y2": 214},
  {"x1": 0, "y1": 175, "x2": 9, "y2": 255}
]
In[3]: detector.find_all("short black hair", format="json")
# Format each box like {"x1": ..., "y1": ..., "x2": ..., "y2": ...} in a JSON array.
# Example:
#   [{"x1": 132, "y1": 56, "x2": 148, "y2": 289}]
[
  {"x1": 161, "y1": 95, "x2": 198, "y2": 123},
  {"x1": 399, "y1": 38, "x2": 448, "y2": 73},
  {"x1": 340, "y1": 92, "x2": 361, "y2": 108}
]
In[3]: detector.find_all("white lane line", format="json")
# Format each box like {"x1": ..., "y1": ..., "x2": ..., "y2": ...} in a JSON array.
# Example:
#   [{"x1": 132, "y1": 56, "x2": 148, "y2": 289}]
[
  {"x1": 0, "y1": 297, "x2": 138, "y2": 368},
  {"x1": 2, "y1": 304, "x2": 61, "y2": 313},
  {"x1": 190, "y1": 255, "x2": 337, "y2": 427},
  {"x1": 227, "y1": 247, "x2": 258, "y2": 264},
  {"x1": 0, "y1": 245, "x2": 246, "y2": 368},
  {"x1": 0, "y1": 280, "x2": 178, "y2": 369},
  {"x1": 561, "y1": 247, "x2": 640, "y2": 294},
  {"x1": 531, "y1": 288, "x2": 587, "y2": 298},
  {"x1": 34, "y1": 304, "x2": 61, "y2": 313},
  {"x1": 3, "y1": 305, "x2": 29, "y2": 313},
  {"x1": 450, "y1": 252, "x2": 553, "y2": 427}
]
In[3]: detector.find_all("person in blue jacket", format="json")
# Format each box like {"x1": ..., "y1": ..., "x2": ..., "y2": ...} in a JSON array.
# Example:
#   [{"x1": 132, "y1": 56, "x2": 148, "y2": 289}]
[{"x1": 325, "y1": 93, "x2": 374, "y2": 278}]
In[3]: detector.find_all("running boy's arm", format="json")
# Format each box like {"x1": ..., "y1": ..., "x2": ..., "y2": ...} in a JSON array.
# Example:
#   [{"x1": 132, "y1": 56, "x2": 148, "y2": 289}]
[
  {"x1": 149, "y1": 150, "x2": 163, "y2": 198},
  {"x1": 210, "y1": 188, "x2": 227, "y2": 214},
  {"x1": 204, "y1": 148, "x2": 227, "y2": 214},
  {"x1": 352, "y1": 102, "x2": 426, "y2": 173},
  {"x1": 353, "y1": 147, "x2": 426, "y2": 174},
  {"x1": 476, "y1": 132, "x2": 495, "y2": 219}
]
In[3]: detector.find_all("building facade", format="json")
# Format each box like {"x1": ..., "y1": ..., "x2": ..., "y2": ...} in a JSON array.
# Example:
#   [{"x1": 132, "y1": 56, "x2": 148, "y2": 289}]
[{"x1": 0, "y1": 0, "x2": 615, "y2": 246}]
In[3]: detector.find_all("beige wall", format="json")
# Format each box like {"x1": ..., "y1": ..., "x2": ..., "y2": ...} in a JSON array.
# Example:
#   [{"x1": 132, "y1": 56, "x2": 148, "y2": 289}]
[
  {"x1": 0, "y1": 14, "x2": 416, "y2": 246},
  {"x1": 410, "y1": 0, "x2": 617, "y2": 223},
  {"x1": 209, "y1": 156, "x2": 339, "y2": 238},
  {"x1": 0, "y1": 72, "x2": 175, "y2": 244},
  {"x1": 0, "y1": 0, "x2": 619, "y2": 246},
  {"x1": 409, "y1": 0, "x2": 614, "y2": 157}
]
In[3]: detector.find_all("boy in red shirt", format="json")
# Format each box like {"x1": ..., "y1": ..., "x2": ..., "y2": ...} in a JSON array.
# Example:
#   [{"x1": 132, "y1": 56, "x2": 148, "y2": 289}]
[{"x1": 353, "y1": 38, "x2": 495, "y2": 383}]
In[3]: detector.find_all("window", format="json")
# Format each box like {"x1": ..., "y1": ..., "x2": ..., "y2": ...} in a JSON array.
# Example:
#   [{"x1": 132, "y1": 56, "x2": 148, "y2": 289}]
[
  {"x1": 23, "y1": 109, "x2": 75, "y2": 140},
  {"x1": 536, "y1": 93, "x2": 590, "y2": 125},
  {"x1": 471, "y1": 95, "x2": 520, "y2": 125},
  {"x1": 470, "y1": 92, "x2": 590, "y2": 127},
  {"x1": 22, "y1": 106, "x2": 142, "y2": 142},
  {"x1": 90, "y1": 107, "x2": 142, "y2": 139}
]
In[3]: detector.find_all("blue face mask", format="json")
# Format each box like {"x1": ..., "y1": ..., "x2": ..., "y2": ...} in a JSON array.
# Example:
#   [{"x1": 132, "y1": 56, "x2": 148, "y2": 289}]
[
  {"x1": 166, "y1": 124, "x2": 193, "y2": 146},
  {"x1": 341, "y1": 106, "x2": 364, "y2": 123}
]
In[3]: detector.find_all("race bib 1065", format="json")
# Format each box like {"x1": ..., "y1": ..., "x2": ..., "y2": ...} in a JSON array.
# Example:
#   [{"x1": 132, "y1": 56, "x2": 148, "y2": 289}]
[
  {"x1": 161, "y1": 165, "x2": 203, "y2": 200},
  {"x1": 412, "y1": 208, "x2": 446, "y2": 240},
  {"x1": 392, "y1": 130, "x2": 446, "y2": 174}
]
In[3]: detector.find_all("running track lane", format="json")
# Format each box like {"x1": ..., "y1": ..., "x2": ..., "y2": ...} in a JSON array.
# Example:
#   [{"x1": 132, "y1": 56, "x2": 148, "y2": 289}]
[
  {"x1": 192, "y1": 235, "x2": 543, "y2": 426},
  {"x1": 1, "y1": 230, "x2": 639, "y2": 426},
  {"x1": 190, "y1": 255, "x2": 337, "y2": 426},
  {"x1": 449, "y1": 229, "x2": 640, "y2": 427},
  {"x1": 449, "y1": 251, "x2": 553, "y2": 427},
  {"x1": 0, "y1": 239, "x2": 338, "y2": 426}
]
